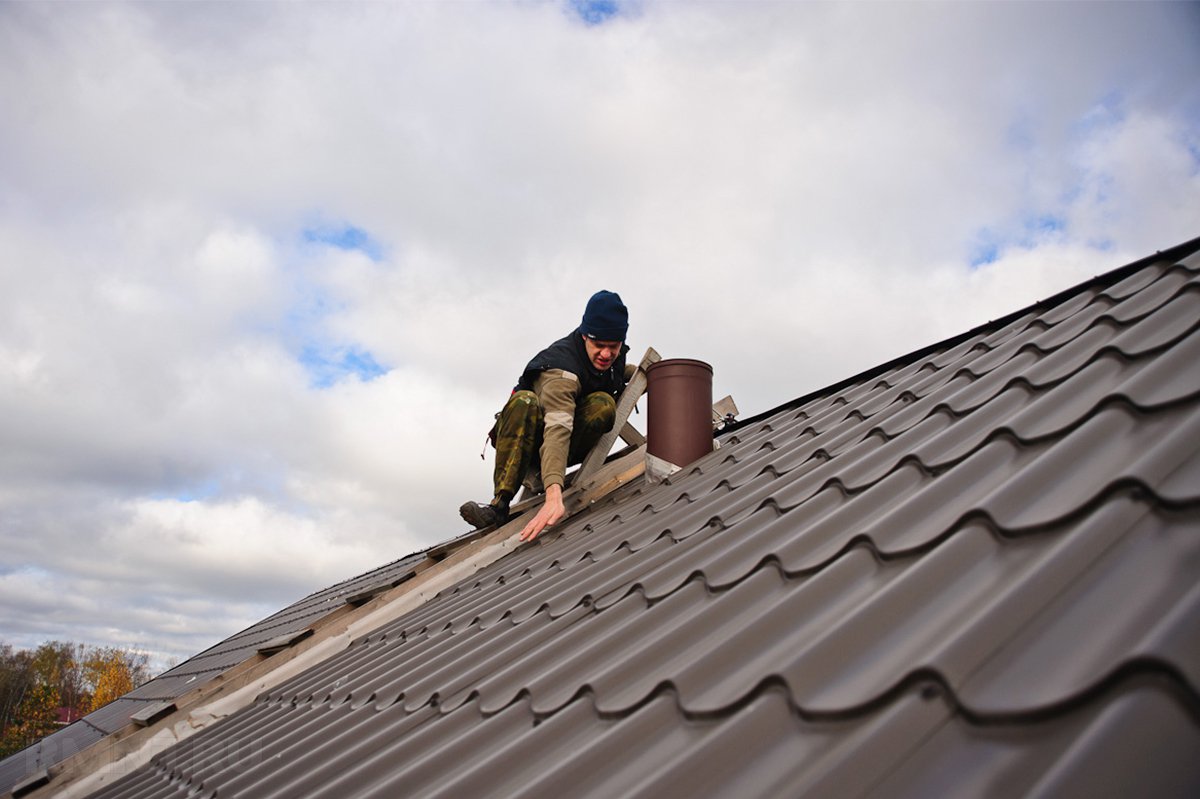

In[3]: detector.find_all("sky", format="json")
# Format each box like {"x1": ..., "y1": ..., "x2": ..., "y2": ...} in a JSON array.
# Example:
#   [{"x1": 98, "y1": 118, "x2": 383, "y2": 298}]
[{"x1": 1, "y1": 0, "x2": 1197, "y2": 672}]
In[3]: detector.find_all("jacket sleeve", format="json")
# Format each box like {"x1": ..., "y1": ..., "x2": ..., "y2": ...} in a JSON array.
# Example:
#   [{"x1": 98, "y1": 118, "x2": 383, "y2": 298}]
[{"x1": 533, "y1": 369, "x2": 580, "y2": 489}]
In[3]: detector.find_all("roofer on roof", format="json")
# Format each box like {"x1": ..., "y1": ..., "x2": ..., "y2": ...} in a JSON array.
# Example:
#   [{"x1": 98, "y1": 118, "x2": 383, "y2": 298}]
[{"x1": 460, "y1": 290, "x2": 635, "y2": 542}]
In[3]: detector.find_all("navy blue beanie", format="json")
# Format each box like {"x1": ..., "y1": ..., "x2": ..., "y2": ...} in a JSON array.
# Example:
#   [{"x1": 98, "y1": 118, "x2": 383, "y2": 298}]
[{"x1": 580, "y1": 290, "x2": 628, "y2": 342}]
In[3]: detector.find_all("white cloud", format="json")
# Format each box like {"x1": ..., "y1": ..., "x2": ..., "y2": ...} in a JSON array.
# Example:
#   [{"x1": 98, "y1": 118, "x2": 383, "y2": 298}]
[{"x1": 0, "y1": 0, "x2": 1197, "y2": 667}]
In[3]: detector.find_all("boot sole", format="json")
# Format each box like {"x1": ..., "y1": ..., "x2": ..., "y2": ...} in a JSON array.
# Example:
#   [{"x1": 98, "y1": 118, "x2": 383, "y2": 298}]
[{"x1": 459, "y1": 501, "x2": 499, "y2": 530}]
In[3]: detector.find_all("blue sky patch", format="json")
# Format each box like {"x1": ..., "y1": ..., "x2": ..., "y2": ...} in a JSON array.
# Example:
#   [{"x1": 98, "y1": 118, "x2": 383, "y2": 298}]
[
  {"x1": 1025, "y1": 213, "x2": 1065, "y2": 236},
  {"x1": 968, "y1": 223, "x2": 1007, "y2": 268},
  {"x1": 969, "y1": 237, "x2": 1001, "y2": 269},
  {"x1": 969, "y1": 214, "x2": 1067, "y2": 268},
  {"x1": 569, "y1": 0, "x2": 620, "y2": 25},
  {"x1": 300, "y1": 344, "x2": 389, "y2": 388},
  {"x1": 281, "y1": 231, "x2": 390, "y2": 390},
  {"x1": 303, "y1": 223, "x2": 384, "y2": 261}
]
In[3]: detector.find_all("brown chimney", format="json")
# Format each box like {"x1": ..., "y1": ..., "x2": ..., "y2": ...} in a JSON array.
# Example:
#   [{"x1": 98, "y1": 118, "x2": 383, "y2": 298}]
[{"x1": 645, "y1": 358, "x2": 714, "y2": 483}]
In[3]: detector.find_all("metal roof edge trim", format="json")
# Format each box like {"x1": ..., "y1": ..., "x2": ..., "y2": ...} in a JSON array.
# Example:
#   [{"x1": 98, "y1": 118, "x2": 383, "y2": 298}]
[{"x1": 721, "y1": 234, "x2": 1200, "y2": 435}]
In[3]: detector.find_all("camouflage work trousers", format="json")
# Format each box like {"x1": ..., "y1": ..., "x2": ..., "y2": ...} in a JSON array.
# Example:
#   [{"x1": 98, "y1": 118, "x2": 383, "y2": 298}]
[{"x1": 491, "y1": 390, "x2": 616, "y2": 503}]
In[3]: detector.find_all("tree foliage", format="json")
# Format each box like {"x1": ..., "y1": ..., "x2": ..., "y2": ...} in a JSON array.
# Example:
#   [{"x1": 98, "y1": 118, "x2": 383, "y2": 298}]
[
  {"x1": 84, "y1": 647, "x2": 149, "y2": 712},
  {"x1": 0, "y1": 641, "x2": 152, "y2": 759}
]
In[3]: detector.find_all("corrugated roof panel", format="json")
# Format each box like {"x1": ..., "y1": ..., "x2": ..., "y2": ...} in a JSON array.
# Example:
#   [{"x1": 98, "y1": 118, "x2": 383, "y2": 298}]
[
  {"x1": 1119, "y1": 328, "x2": 1200, "y2": 406},
  {"x1": 1113, "y1": 288, "x2": 1200, "y2": 353},
  {"x1": 0, "y1": 723, "x2": 105, "y2": 792},
  {"x1": 82, "y1": 682, "x2": 1200, "y2": 799},
  {"x1": 867, "y1": 680, "x2": 1200, "y2": 799},
  {"x1": 1104, "y1": 259, "x2": 1170, "y2": 298},
  {"x1": 213, "y1": 501, "x2": 1171, "y2": 724},
  {"x1": 1035, "y1": 297, "x2": 1120, "y2": 349},
  {"x1": 232, "y1": 491, "x2": 1181, "y2": 724},
  {"x1": 960, "y1": 507, "x2": 1200, "y2": 710},
  {"x1": 0, "y1": 554, "x2": 431, "y2": 793},
  {"x1": 1106, "y1": 266, "x2": 1196, "y2": 319},
  {"x1": 1039, "y1": 288, "x2": 1102, "y2": 326},
  {"x1": 930, "y1": 331, "x2": 989, "y2": 367},
  {"x1": 47, "y1": 240, "x2": 1200, "y2": 799},
  {"x1": 78, "y1": 699, "x2": 148, "y2": 735}
]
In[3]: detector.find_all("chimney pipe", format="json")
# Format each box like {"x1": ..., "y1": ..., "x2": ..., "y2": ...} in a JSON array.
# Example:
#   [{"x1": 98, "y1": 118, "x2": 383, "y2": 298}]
[{"x1": 645, "y1": 358, "x2": 714, "y2": 484}]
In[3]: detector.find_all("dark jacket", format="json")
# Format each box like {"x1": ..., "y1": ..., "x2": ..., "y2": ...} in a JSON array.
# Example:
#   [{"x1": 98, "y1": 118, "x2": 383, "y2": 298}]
[{"x1": 515, "y1": 329, "x2": 629, "y2": 399}]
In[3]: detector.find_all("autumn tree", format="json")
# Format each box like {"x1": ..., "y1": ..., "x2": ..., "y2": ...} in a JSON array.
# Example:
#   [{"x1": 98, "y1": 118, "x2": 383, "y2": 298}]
[
  {"x1": 84, "y1": 647, "x2": 150, "y2": 712},
  {"x1": 0, "y1": 645, "x2": 38, "y2": 756},
  {"x1": 30, "y1": 641, "x2": 86, "y2": 716},
  {"x1": 0, "y1": 641, "x2": 152, "y2": 759},
  {"x1": 0, "y1": 681, "x2": 59, "y2": 755}
]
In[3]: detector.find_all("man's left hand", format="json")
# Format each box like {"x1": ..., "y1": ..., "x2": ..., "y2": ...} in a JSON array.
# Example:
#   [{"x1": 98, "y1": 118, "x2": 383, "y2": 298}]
[{"x1": 519, "y1": 483, "x2": 566, "y2": 541}]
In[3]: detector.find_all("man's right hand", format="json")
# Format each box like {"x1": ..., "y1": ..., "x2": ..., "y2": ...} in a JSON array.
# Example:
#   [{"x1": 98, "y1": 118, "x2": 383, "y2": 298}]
[{"x1": 519, "y1": 483, "x2": 566, "y2": 542}]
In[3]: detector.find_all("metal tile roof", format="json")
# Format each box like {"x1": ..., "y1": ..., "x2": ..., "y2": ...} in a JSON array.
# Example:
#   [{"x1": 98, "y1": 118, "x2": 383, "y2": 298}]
[
  {"x1": 17, "y1": 239, "x2": 1200, "y2": 798},
  {"x1": 0, "y1": 553, "x2": 428, "y2": 794}
]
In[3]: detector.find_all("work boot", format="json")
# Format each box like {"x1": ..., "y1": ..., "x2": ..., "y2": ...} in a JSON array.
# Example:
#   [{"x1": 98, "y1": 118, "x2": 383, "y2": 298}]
[{"x1": 459, "y1": 500, "x2": 509, "y2": 530}]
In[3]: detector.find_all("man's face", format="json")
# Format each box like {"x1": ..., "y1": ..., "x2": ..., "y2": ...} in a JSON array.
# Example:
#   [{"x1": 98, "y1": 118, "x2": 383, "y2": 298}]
[{"x1": 583, "y1": 335, "x2": 622, "y2": 371}]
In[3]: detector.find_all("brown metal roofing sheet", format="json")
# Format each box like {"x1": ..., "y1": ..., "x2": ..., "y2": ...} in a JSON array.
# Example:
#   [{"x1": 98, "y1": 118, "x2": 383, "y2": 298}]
[
  {"x1": 1106, "y1": 266, "x2": 1196, "y2": 319},
  {"x1": 276, "y1": 496, "x2": 1181, "y2": 721},
  {"x1": 1121, "y1": 328, "x2": 1200, "y2": 405},
  {"x1": 1038, "y1": 287, "x2": 1102, "y2": 326},
  {"x1": 866, "y1": 680, "x2": 1200, "y2": 799},
  {"x1": 0, "y1": 724, "x2": 105, "y2": 793},
  {"x1": 1032, "y1": 299, "x2": 1118, "y2": 350},
  {"x1": 930, "y1": 331, "x2": 990, "y2": 367},
  {"x1": 0, "y1": 555, "x2": 431, "y2": 794},
  {"x1": 70, "y1": 243, "x2": 1200, "y2": 799},
  {"x1": 1104, "y1": 259, "x2": 1172, "y2": 298},
  {"x1": 83, "y1": 683, "x2": 1200, "y2": 799}
]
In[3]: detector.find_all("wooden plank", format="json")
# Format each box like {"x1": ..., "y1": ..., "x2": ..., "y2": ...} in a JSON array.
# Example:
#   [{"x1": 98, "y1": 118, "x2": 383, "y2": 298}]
[
  {"x1": 567, "y1": 445, "x2": 646, "y2": 515},
  {"x1": 618, "y1": 420, "x2": 645, "y2": 447},
  {"x1": 511, "y1": 445, "x2": 646, "y2": 547},
  {"x1": 573, "y1": 444, "x2": 646, "y2": 498},
  {"x1": 577, "y1": 347, "x2": 660, "y2": 483}
]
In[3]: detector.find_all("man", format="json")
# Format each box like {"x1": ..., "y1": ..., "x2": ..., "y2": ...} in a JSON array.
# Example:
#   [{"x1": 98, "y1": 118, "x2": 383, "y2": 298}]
[{"x1": 460, "y1": 290, "x2": 634, "y2": 542}]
